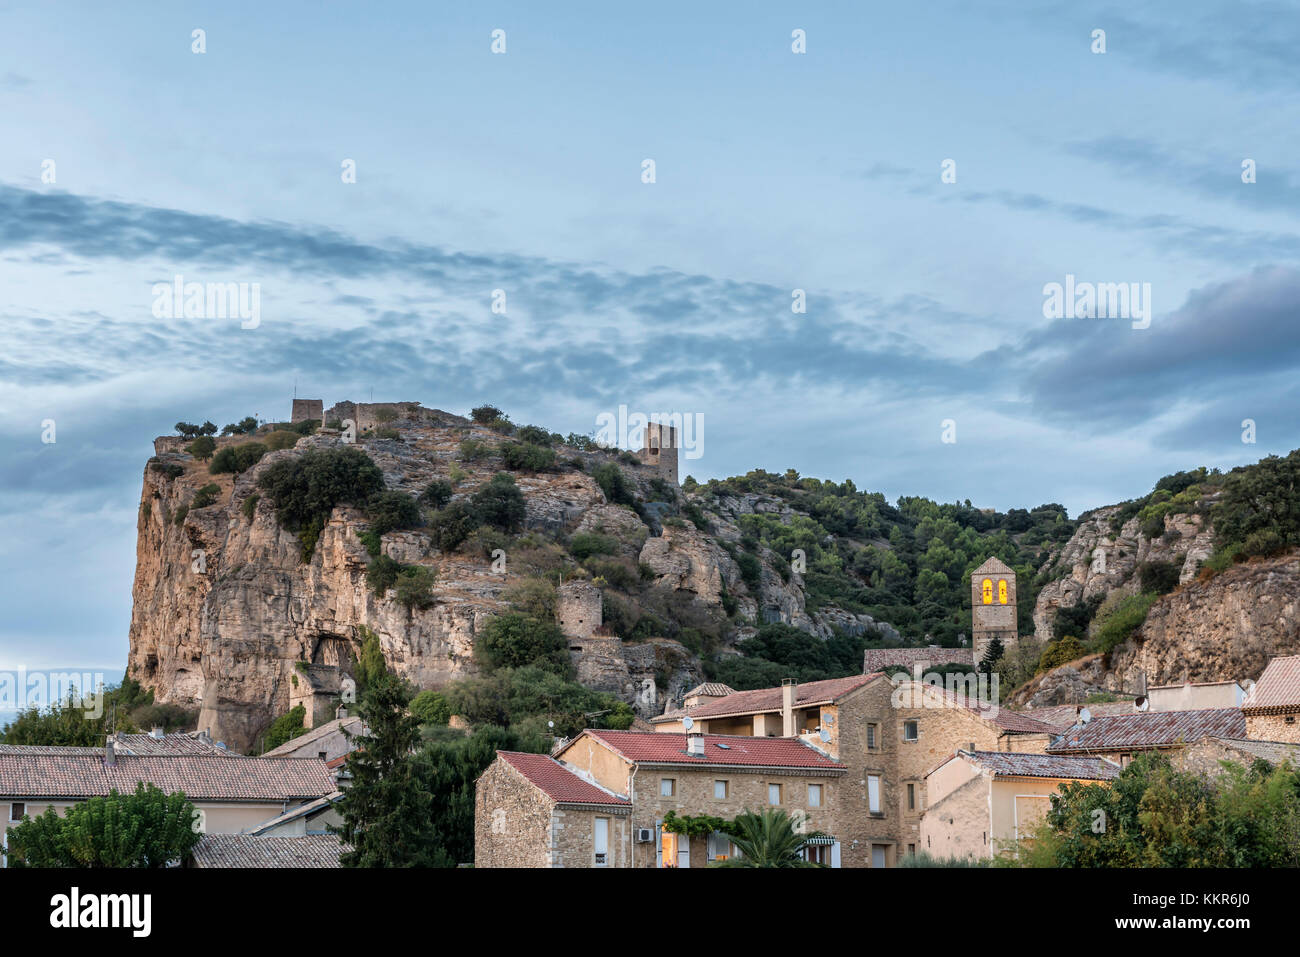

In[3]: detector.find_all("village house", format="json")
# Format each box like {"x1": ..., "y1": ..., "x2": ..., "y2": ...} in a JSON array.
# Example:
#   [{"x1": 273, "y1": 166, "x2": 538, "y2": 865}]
[
  {"x1": 1045, "y1": 707, "x2": 1246, "y2": 765},
  {"x1": 920, "y1": 750, "x2": 1120, "y2": 860},
  {"x1": 0, "y1": 736, "x2": 338, "y2": 866},
  {"x1": 475, "y1": 731, "x2": 846, "y2": 867},
  {"x1": 1241, "y1": 655, "x2": 1300, "y2": 743},
  {"x1": 189, "y1": 833, "x2": 344, "y2": 868},
  {"x1": 261, "y1": 713, "x2": 364, "y2": 763}
]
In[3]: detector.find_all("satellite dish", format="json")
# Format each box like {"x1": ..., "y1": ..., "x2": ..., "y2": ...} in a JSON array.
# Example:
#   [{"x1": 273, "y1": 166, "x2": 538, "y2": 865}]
[
  {"x1": 818, "y1": 728, "x2": 831, "y2": 743},
  {"x1": 1135, "y1": 696, "x2": 1150, "y2": 712},
  {"x1": 682, "y1": 716, "x2": 694, "y2": 731},
  {"x1": 1078, "y1": 708, "x2": 1092, "y2": 725},
  {"x1": 823, "y1": 714, "x2": 835, "y2": 726},
  {"x1": 547, "y1": 721, "x2": 554, "y2": 730}
]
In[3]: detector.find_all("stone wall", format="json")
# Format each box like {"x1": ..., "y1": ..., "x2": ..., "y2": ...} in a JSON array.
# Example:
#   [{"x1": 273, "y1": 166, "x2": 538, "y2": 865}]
[
  {"x1": 474, "y1": 759, "x2": 556, "y2": 868},
  {"x1": 919, "y1": 772, "x2": 990, "y2": 860},
  {"x1": 1246, "y1": 713, "x2": 1300, "y2": 743},
  {"x1": 291, "y1": 399, "x2": 323, "y2": 424},
  {"x1": 636, "y1": 422, "x2": 679, "y2": 486}
]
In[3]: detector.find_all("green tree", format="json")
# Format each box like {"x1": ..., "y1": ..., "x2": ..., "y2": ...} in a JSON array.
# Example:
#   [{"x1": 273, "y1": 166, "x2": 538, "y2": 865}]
[
  {"x1": 335, "y1": 674, "x2": 444, "y2": 867},
  {"x1": 354, "y1": 626, "x2": 389, "y2": 692},
  {"x1": 410, "y1": 689, "x2": 451, "y2": 726},
  {"x1": 187, "y1": 435, "x2": 216, "y2": 461},
  {"x1": 6, "y1": 783, "x2": 201, "y2": 867},
  {"x1": 471, "y1": 473, "x2": 526, "y2": 532},
  {"x1": 710, "y1": 809, "x2": 822, "y2": 868},
  {"x1": 261, "y1": 704, "x2": 306, "y2": 752},
  {"x1": 475, "y1": 613, "x2": 569, "y2": 673},
  {"x1": 420, "y1": 479, "x2": 454, "y2": 509}
]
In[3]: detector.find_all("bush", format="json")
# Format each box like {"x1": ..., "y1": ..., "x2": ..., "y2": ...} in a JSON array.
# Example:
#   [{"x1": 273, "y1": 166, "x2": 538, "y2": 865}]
[
  {"x1": 1091, "y1": 592, "x2": 1158, "y2": 654},
  {"x1": 366, "y1": 490, "x2": 422, "y2": 536},
  {"x1": 187, "y1": 436, "x2": 216, "y2": 461},
  {"x1": 264, "y1": 429, "x2": 301, "y2": 451},
  {"x1": 592, "y1": 462, "x2": 636, "y2": 506},
  {"x1": 736, "y1": 551, "x2": 763, "y2": 592},
  {"x1": 1038, "y1": 635, "x2": 1086, "y2": 672},
  {"x1": 410, "y1": 690, "x2": 451, "y2": 726},
  {"x1": 191, "y1": 483, "x2": 221, "y2": 509},
  {"x1": 428, "y1": 500, "x2": 480, "y2": 551},
  {"x1": 210, "y1": 442, "x2": 267, "y2": 475},
  {"x1": 514, "y1": 425, "x2": 553, "y2": 446},
  {"x1": 502, "y1": 578, "x2": 558, "y2": 619},
  {"x1": 221, "y1": 416, "x2": 259, "y2": 436},
  {"x1": 394, "y1": 565, "x2": 437, "y2": 611},
  {"x1": 475, "y1": 613, "x2": 570, "y2": 674},
  {"x1": 1138, "y1": 560, "x2": 1180, "y2": 595},
  {"x1": 500, "y1": 442, "x2": 555, "y2": 472},
  {"x1": 420, "y1": 480, "x2": 454, "y2": 509},
  {"x1": 458, "y1": 439, "x2": 492, "y2": 462},
  {"x1": 568, "y1": 532, "x2": 618, "y2": 561},
  {"x1": 149, "y1": 460, "x2": 185, "y2": 480},
  {"x1": 584, "y1": 558, "x2": 639, "y2": 591},
  {"x1": 470, "y1": 405, "x2": 505, "y2": 424},
  {"x1": 241, "y1": 494, "x2": 260, "y2": 520},
  {"x1": 471, "y1": 473, "x2": 526, "y2": 532},
  {"x1": 366, "y1": 555, "x2": 405, "y2": 597},
  {"x1": 173, "y1": 504, "x2": 189, "y2": 526}
]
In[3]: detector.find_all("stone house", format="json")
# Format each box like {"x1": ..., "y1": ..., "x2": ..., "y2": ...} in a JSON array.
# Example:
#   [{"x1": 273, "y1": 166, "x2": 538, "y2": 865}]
[
  {"x1": 920, "y1": 750, "x2": 1120, "y2": 861},
  {"x1": 476, "y1": 731, "x2": 846, "y2": 867},
  {"x1": 262, "y1": 714, "x2": 364, "y2": 763},
  {"x1": 1242, "y1": 655, "x2": 1300, "y2": 743},
  {"x1": 649, "y1": 673, "x2": 1056, "y2": 866},
  {"x1": 1176, "y1": 735, "x2": 1300, "y2": 777},
  {"x1": 1146, "y1": 680, "x2": 1246, "y2": 712}
]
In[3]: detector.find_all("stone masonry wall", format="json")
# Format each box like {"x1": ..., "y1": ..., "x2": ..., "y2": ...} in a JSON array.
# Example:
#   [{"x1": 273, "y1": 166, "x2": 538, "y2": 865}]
[{"x1": 474, "y1": 759, "x2": 555, "y2": 868}]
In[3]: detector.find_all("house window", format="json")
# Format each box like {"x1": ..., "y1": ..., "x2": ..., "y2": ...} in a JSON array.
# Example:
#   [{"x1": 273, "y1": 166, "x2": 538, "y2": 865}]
[
  {"x1": 866, "y1": 723, "x2": 878, "y2": 750},
  {"x1": 808, "y1": 784, "x2": 822, "y2": 808},
  {"x1": 593, "y1": 817, "x2": 609, "y2": 867},
  {"x1": 707, "y1": 830, "x2": 732, "y2": 862},
  {"x1": 9, "y1": 803, "x2": 25, "y2": 822},
  {"x1": 907, "y1": 783, "x2": 915, "y2": 811},
  {"x1": 318, "y1": 751, "x2": 327, "y2": 761},
  {"x1": 903, "y1": 720, "x2": 918, "y2": 742},
  {"x1": 713, "y1": 780, "x2": 728, "y2": 800},
  {"x1": 867, "y1": 776, "x2": 882, "y2": 814},
  {"x1": 768, "y1": 783, "x2": 782, "y2": 805},
  {"x1": 1287, "y1": 716, "x2": 1296, "y2": 725},
  {"x1": 907, "y1": 844, "x2": 916, "y2": 857},
  {"x1": 660, "y1": 778, "x2": 676, "y2": 797}
]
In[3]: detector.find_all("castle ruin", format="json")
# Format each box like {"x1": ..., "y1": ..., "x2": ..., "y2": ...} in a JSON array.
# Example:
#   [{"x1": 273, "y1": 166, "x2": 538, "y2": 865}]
[
  {"x1": 636, "y1": 421, "x2": 679, "y2": 485},
  {"x1": 291, "y1": 398, "x2": 324, "y2": 424}
]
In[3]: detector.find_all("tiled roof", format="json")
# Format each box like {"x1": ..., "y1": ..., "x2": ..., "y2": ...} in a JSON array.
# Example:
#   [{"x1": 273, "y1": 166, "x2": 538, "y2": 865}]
[
  {"x1": 0, "y1": 733, "x2": 238, "y2": 758},
  {"x1": 190, "y1": 834, "x2": 344, "y2": 868},
  {"x1": 1047, "y1": 708, "x2": 1246, "y2": 754},
  {"x1": 955, "y1": 750, "x2": 1120, "y2": 781},
  {"x1": 497, "y1": 751, "x2": 630, "y2": 807},
  {"x1": 972, "y1": 556, "x2": 1014, "y2": 576},
  {"x1": 1200, "y1": 736, "x2": 1300, "y2": 767},
  {"x1": 684, "y1": 682, "x2": 736, "y2": 698},
  {"x1": 1243, "y1": 656, "x2": 1300, "y2": 714},
  {"x1": 685, "y1": 674, "x2": 880, "y2": 719},
  {"x1": 261, "y1": 716, "x2": 364, "y2": 757},
  {"x1": 1021, "y1": 702, "x2": 1138, "y2": 732},
  {"x1": 575, "y1": 730, "x2": 845, "y2": 771},
  {"x1": 0, "y1": 752, "x2": 337, "y2": 801},
  {"x1": 862, "y1": 647, "x2": 974, "y2": 673}
]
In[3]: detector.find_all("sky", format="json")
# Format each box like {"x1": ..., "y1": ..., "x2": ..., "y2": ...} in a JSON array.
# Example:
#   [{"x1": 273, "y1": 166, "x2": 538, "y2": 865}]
[{"x1": 1, "y1": 0, "x2": 1298, "y2": 679}]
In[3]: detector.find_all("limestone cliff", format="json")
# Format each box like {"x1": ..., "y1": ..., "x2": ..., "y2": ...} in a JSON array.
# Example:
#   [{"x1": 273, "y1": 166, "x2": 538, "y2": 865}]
[{"x1": 127, "y1": 406, "x2": 879, "y2": 751}]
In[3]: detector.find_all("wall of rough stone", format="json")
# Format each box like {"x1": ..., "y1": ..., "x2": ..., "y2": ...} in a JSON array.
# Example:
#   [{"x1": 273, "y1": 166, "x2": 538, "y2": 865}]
[
  {"x1": 1246, "y1": 713, "x2": 1300, "y2": 743},
  {"x1": 474, "y1": 759, "x2": 556, "y2": 868}
]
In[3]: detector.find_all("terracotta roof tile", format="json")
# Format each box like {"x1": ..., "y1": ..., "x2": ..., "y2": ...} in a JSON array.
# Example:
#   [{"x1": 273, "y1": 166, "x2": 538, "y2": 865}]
[
  {"x1": 190, "y1": 834, "x2": 345, "y2": 868},
  {"x1": 1047, "y1": 708, "x2": 1246, "y2": 754},
  {"x1": 576, "y1": 730, "x2": 845, "y2": 771},
  {"x1": 684, "y1": 682, "x2": 736, "y2": 698},
  {"x1": 0, "y1": 752, "x2": 336, "y2": 801},
  {"x1": 497, "y1": 751, "x2": 630, "y2": 807},
  {"x1": 1243, "y1": 656, "x2": 1300, "y2": 714},
  {"x1": 686, "y1": 674, "x2": 880, "y2": 719},
  {"x1": 261, "y1": 717, "x2": 365, "y2": 757}
]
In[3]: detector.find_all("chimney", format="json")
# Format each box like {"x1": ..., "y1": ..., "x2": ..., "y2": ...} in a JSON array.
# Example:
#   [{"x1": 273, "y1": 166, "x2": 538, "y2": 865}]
[
  {"x1": 150, "y1": 726, "x2": 164, "y2": 740},
  {"x1": 197, "y1": 729, "x2": 212, "y2": 745},
  {"x1": 336, "y1": 703, "x2": 348, "y2": 720},
  {"x1": 781, "y1": 679, "x2": 796, "y2": 737},
  {"x1": 686, "y1": 732, "x2": 706, "y2": 757},
  {"x1": 103, "y1": 736, "x2": 116, "y2": 767}
]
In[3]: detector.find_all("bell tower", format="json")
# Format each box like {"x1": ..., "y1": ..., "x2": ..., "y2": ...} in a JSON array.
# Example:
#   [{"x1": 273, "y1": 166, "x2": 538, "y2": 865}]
[{"x1": 971, "y1": 556, "x2": 1017, "y2": 664}]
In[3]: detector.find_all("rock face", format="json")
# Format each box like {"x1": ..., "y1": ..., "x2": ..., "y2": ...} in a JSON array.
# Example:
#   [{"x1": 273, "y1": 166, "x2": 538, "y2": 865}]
[
  {"x1": 1109, "y1": 553, "x2": 1300, "y2": 689},
  {"x1": 128, "y1": 407, "x2": 877, "y2": 752}
]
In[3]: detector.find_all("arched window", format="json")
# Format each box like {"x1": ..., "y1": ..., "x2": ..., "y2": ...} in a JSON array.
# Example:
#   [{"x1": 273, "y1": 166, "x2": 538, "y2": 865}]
[
  {"x1": 981, "y1": 579, "x2": 993, "y2": 604},
  {"x1": 998, "y1": 580, "x2": 1008, "y2": 604}
]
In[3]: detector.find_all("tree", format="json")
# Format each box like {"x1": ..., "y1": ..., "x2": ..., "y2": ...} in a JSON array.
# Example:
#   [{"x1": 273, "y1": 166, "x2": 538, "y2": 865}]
[
  {"x1": 471, "y1": 473, "x2": 526, "y2": 532},
  {"x1": 420, "y1": 479, "x2": 454, "y2": 509},
  {"x1": 475, "y1": 613, "x2": 569, "y2": 673},
  {"x1": 6, "y1": 783, "x2": 201, "y2": 867},
  {"x1": 410, "y1": 689, "x2": 451, "y2": 726},
  {"x1": 711, "y1": 809, "x2": 822, "y2": 868},
  {"x1": 262, "y1": 704, "x2": 306, "y2": 752},
  {"x1": 335, "y1": 674, "x2": 444, "y2": 867},
  {"x1": 354, "y1": 626, "x2": 388, "y2": 693},
  {"x1": 187, "y1": 435, "x2": 216, "y2": 462},
  {"x1": 470, "y1": 404, "x2": 505, "y2": 424},
  {"x1": 209, "y1": 441, "x2": 267, "y2": 475},
  {"x1": 366, "y1": 490, "x2": 422, "y2": 536},
  {"x1": 221, "y1": 416, "x2": 259, "y2": 436},
  {"x1": 256, "y1": 446, "x2": 385, "y2": 557},
  {"x1": 978, "y1": 637, "x2": 1004, "y2": 676},
  {"x1": 428, "y1": 500, "x2": 480, "y2": 551},
  {"x1": 174, "y1": 421, "x2": 201, "y2": 438}
]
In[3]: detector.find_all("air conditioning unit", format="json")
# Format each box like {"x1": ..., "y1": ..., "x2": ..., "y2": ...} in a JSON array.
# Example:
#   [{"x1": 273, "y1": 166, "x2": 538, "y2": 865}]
[{"x1": 636, "y1": 828, "x2": 655, "y2": 843}]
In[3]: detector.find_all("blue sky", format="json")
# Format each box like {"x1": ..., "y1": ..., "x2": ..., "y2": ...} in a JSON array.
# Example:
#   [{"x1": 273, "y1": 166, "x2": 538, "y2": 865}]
[{"x1": 1, "y1": 0, "x2": 1298, "y2": 677}]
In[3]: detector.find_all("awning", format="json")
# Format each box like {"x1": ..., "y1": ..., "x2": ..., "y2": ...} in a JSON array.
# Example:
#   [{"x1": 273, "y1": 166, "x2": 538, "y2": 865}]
[{"x1": 803, "y1": 835, "x2": 836, "y2": 845}]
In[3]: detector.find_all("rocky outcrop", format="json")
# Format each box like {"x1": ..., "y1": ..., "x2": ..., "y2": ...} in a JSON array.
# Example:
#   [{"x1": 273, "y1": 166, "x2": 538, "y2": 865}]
[{"x1": 1109, "y1": 553, "x2": 1300, "y2": 689}]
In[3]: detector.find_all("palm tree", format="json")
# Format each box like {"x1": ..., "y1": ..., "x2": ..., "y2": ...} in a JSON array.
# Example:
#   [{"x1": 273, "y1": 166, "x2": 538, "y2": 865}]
[{"x1": 710, "y1": 808, "x2": 824, "y2": 868}]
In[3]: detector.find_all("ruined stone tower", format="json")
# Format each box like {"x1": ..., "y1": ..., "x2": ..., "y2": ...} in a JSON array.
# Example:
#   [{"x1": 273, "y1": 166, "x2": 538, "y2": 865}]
[
  {"x1": 636, "y1": 422, "x2": 679, "y2": 485},
  {"x1": 291, "y1": 398, "x2": 323, "y2": 424},
  {"x1": 557, "y1": 580, "x2": 602, "y2": 639},
  {"x1": 971, "y1": 556, "x2": 1017, "y2": 664}
]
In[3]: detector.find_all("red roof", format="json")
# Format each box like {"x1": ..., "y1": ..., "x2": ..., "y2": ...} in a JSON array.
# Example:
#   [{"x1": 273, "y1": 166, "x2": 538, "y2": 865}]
[
  {"x1": 913, "y1": 684, "x2": 1059, "y2": 734},
  {"x1": 686, "y1": 674, "x2": 880, "y2": 719},
  {"x1": 576, "y1": 730, "x2": 845, "y2": 771},
  {"x1": 1243, "y1": 656, "x2": 1300, "y2": 714},
  {"x1": 1047, "y1": 708, "x2": 1246, "y2": 754},
  {"x1": 497, "y1": 751, "x2": 630, "y2": 807}
]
